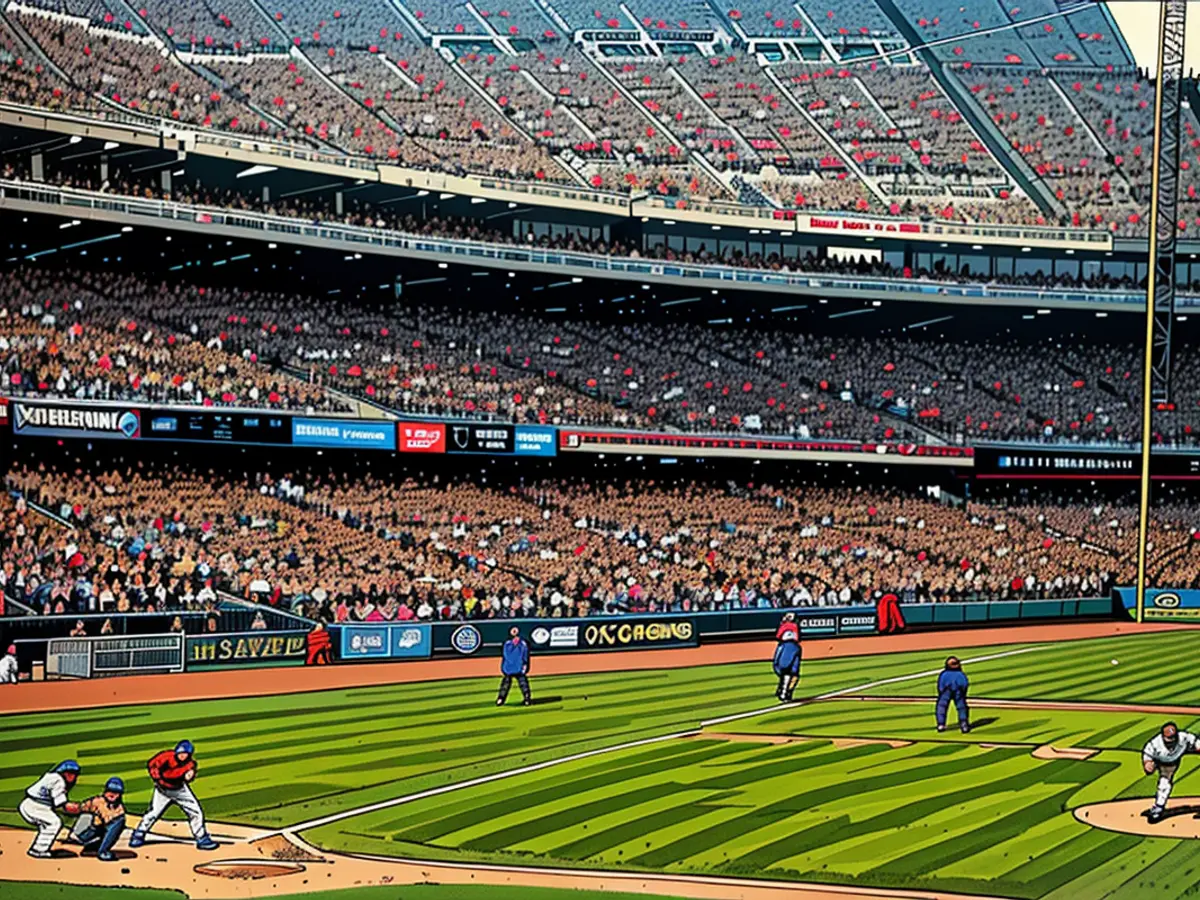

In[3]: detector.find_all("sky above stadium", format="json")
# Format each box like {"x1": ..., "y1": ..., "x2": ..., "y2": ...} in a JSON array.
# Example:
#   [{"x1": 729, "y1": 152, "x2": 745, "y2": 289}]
[{"x1": 1106, "y1": 1, "x2": 1200, "y2": 76}]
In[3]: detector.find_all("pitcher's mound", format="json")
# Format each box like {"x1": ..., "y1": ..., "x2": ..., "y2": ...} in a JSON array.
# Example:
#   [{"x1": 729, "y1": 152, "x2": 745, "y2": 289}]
[
  {"x1": 194, "y1": 860, "x2": 306, "y2": 880},
  {"x1": 1075, "y1": 798, "x2": 1200, "y2": 838}
]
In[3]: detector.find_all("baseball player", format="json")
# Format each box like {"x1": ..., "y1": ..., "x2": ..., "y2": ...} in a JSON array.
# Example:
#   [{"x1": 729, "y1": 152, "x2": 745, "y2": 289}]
[
  {"x1": 128, "y1": 740, "x2": 219, "y2": 850},
  {"x1": 1142, "y1": 722, "x2": 1200, "y2": 823},
  {"x1": 772, "y1": 612, "x2": 801, "y2": 702},
  {"x1": 0, "y1": 644, "x2": 17, "y2": 683},
  {"x1": 936, "y1": 657, "x2": 970, "y2": 733},
  {"x1": 496, "y1": 627, "x2": 532, "y2": 706},
  {"x1": 20, "y1": 760, "x2": 82, "y2": 858},
  {"x1": 67, "y1": 777, "x2": 126, "y2": 861}
]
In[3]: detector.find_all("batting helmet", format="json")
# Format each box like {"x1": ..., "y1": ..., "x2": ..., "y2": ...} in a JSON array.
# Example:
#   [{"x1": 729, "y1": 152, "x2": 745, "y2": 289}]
[
  {"x1": 55, "y1": 760, "x2": 81, "y2": 774},
  {"x1": 945, "y1": 657, "x2": 961, "y2": 670},
  {"x1": 5, "y1": 644, "x2": 14, "y2": 656},
  {"x1": 105, "y1": 777, "x2": 125, "y2": 794},
  {"x1": 175, "y1": 740, "x2": 194, "y2": 756}
]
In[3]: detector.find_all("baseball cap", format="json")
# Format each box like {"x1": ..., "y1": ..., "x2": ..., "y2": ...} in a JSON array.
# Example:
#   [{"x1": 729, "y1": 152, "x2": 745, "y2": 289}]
[
  {"x1": 105, "y1": 777, "x2": 125, "y2": 794},
  {"x1": 175, "y1": 740, "x2": 194, "y2": 755}
]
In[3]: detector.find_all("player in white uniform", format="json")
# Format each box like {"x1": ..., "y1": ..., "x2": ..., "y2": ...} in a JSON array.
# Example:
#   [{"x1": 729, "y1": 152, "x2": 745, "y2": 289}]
[
  {"x1": 19, "y1": 760, "x2": 82, "y2": 857},
  {"x1": 1142, "y1": 722, "x2": 1200, "y2": 823}
]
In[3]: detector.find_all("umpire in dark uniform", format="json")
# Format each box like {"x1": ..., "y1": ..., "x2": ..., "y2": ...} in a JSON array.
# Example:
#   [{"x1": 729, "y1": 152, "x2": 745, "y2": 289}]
[{"x1": 496, "y1": 627, "x2": 532, "y2": 706}]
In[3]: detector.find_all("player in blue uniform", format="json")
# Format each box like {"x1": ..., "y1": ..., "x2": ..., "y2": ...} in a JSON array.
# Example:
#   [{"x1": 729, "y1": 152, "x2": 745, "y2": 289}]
[
  {"x1": 772, "y1": 612, "x2": 801, "y2": 702},
  {"x1": 936, "y1": 656, "x2": 970, "y2": 733},
  {"x1": 496, "y1": 627, "x2": 532, "y2": 706}
]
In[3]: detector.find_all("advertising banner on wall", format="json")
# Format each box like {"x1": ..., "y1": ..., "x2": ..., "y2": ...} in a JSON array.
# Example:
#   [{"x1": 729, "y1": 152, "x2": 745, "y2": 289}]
[
  {"x1": 447, "y1": 423, "x2": 514, "y2": 455},
  {"x1": 293, "y1": 418, "x2": 397, "y2": 450},
  {"x1": 338, "y1": 624, "x2": 433, "y2": 659},
  {"x1": 14, "y1": 403, "x2": 141, "y2": 440},
  {"x1": 515, "y1": 425, "x2": 557, "y2": 457},
  {"x1": 580, "y1": 619, "x2": 697, "y2": 650},
  {"x1": 397, "y1": 422, "x2": 447, "y2": 453},
  {"x1": 186, "y1": 631, "x2": 308, "y2": 667},
  {"x1": 1116, "y1": 588, "x2": 1200, "y2": 621}
]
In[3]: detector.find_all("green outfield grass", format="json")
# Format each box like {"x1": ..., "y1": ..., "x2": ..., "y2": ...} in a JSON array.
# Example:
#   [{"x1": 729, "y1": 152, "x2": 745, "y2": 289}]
[{"x1": 5, "y1": 629, "x2": 1200, "y2": 900}]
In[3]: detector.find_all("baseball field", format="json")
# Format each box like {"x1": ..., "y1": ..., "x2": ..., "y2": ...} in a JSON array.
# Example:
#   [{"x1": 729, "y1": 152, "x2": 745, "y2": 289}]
[{"x1": 3, "y1": 624, "x2": 1200, "y2": 900}]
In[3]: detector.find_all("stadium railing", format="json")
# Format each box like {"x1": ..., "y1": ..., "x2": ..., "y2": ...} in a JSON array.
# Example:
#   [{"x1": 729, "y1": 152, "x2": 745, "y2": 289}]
[{"x1": 1, "y1": 179, "x2": 1185, "y2": 310}]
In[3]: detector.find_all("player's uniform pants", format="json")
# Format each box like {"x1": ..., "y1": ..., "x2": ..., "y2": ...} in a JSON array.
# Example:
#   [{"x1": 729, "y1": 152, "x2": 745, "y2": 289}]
[
  {"x1": 71, "y1": 815, "x2": 125, "y2": 856},
  {"x1": 19, "y1": 797, "x2": 62, "y2": 854},
  {"x1": 936, "y1": 691, "x2": 969, "y2": 730},
  {"x1": 1154, "y1": 762, "x2": 1179, "y2": 808},
  {"x1": 497, "y1": 674, "x2": 531, "y2": 704},
  {"x1": 135, "y1": 785, "x2": 206, "y2": 839}
]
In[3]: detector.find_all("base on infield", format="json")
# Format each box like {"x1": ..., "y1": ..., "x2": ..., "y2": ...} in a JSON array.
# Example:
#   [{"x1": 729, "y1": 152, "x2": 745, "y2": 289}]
[
  {"x1": 195, "y1": 860, "x2": 306, "y2": 880},
  {"x1": 1030, "y1": 744, "x2": 1098, "y2": 761},
  {"x1": 1075, "y1": 798, "x2": 1200, "y2": 838}
]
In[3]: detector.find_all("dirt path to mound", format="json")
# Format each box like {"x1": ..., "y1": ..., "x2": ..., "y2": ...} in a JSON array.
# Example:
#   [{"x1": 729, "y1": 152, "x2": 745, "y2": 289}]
[
  {"x1": 2, "y1": 620, "x2": 1179, "y2": 715},
  {"x1": 0, "y1": 826, "x2": 1013, "y2": 900}
]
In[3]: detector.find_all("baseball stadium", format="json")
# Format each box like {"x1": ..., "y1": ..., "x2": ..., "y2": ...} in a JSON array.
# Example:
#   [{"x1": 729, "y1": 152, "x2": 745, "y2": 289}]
[{"x1": 3, "y1": 0, "x2": 1200, "y2": 897}]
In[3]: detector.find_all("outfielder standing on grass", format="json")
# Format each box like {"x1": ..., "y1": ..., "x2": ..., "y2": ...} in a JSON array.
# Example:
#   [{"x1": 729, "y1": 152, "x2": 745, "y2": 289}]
[
  {"x1": 936, "y1": 657, "x2": 970, "y2": 734},
  {"x1": 772, "y1": 612, "x2": 801, "y2": 702},
  {"x1": 19, "y1": 760, "x2": 81, "y2": 858},
  {"x1": 128, "y1": 740, "x2": 219, "y2": 850},
  {"x1": 496, "y1": 626, "x2": 532, "y2": 706},
  {"x1": 1143, "y1": 722, "x2": 1200, "y2": 824}
]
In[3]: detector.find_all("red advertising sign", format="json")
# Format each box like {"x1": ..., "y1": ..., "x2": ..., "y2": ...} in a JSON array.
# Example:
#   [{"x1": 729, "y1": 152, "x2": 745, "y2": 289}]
[
  {"x1": 807, "y1": 216, "x2": 921, "y2": 235},
  {"x1": 397, "y1": 422, "x2": 446, "y2": 453}
]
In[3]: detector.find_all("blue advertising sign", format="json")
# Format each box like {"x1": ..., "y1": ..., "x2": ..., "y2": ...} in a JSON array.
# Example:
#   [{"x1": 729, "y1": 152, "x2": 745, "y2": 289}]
[
  {"x1": 340, "y1": 625, "x2": 390, "y2": 658},
  {"x1": 293, "y1": 418, "x2": 397, "y2": 451},
  {"x1": 1116, "y1": 588, "x2": 1200, "y2": 621},
  {"x1": 390, "y1": 624, "x2": 432, "y2": 658},
  {"x1": 515, "y1": 425, "x2": 557, "y2": 457}
]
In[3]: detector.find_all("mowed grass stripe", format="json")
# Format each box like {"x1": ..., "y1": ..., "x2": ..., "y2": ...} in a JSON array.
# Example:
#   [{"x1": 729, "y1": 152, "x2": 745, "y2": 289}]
[
  {"x1": 367, "y1": 740, "x2": 713, "y2": 835},
  {"x1": 388, "y1": 742, "x2": 744, "y2": 844}
]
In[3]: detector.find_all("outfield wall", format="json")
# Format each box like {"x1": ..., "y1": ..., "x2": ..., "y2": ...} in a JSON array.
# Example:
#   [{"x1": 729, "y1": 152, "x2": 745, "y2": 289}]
[
  {"x1": 329, "y1": 597, "x2": 1116, "y2": 663},
  {"x1": 1115, "y1": 588, "x2": 1200, "y2": 622}
]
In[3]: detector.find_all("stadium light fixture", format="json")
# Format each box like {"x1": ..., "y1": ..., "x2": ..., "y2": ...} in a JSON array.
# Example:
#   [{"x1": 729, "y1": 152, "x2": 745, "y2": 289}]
[
  {"x1": 1021, "y1": 247, "x2": 1031, "y2": 252},
  {"x1": 471, "y1": 197, "x2": 485, "y2": 204},
  {"x1": 268, "y1": 243, "x2": 277, "y2": 249},
  {"x1": 1036, "y1": 309, "x2": 1051, "y2": 315},
  {"x1": 439, "y1": 192, "x2": 454, "y2": 200},
  {"x1": 103, "y1": 141, "x2": 119, "y2": 150},
  {"x1": 120, "y1": 226, "x2": 132, "y2": 233},
  {"x1": 235, "y1": 165, "x2": 277, "y2": 179},
  {"x1": 1065, "y1": 249, "x2": 1075, "y2": 255},
  {"x1": 572, "y1": 277, "x2": 583, "y2": 283},
  {"x1": 438, "y1": 262, "x2": 448, "y2": 269},
  {"x1": 665, "y1": 220, "x2": 676, "y2": 226},
  {"x1": 68, "y1": 135, "x2": 82, "y2": 144},
  {"x1": 508, "y1": 202, "x2": 518, "y2": 208},
  {"x1": 711, "y1": 225, "x2": 721, "y2": 230},
  {"x1": 971, "y1": 244, "x2": 982, "y2": 250},
  {"x1": 1096, "y1": 312, "x2": 1108, "y2": 318},
  {"x1": 416, "y1": 190, "x2": 430, "y2": 197},
  {"x1": 173, "y1": 169, "x2": 185, "y2": 176},
  {"x1": 872, "y1": 301, "x2": 882, "y2": 307},
  {"x1": 1178, "y1": 316, "x2": 1189, "y2": 322}
]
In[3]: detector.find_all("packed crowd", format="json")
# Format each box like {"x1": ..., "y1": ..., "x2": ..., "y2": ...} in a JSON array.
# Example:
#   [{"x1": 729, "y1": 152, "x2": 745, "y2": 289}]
[
  {"x1": 4, "y1": 261, "x2": 1185, "y2": 444},
  {"x1": 0, "y1": 268, "x2": 349, "y2": 411},
  {"x1": 1, "y1": 0, "x2": 1180, "y2": 232},
  {"x1": 3, "y1": 457, "x2": 1151, "y2": 622}
]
